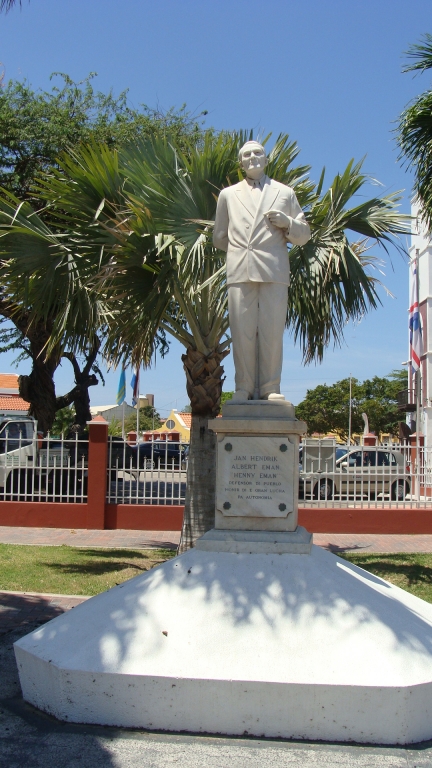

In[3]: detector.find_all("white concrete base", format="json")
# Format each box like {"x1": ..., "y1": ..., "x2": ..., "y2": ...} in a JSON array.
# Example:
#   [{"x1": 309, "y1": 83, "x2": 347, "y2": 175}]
[
  {"x1": 14, "y1": 545, "x2": 432, "y2": 744},
  {"x1": 195, "y1": 526, "x2": 312, "y2": 553}
]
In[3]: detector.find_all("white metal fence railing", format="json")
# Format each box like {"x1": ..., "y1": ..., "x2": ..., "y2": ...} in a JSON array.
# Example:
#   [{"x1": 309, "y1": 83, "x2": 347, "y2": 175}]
[
  {"x1": 1, "y1": 428, "x2": 431, "y2": 510},
  {"x1": 299, "y1": 438, "x2": 432, "y2": 508},
  {"x1": 0, "y1": 430, "x2": 88, "y2": 503},
  {"x1": 107, "y1": 437, "x2": 188, "y2": 505}
]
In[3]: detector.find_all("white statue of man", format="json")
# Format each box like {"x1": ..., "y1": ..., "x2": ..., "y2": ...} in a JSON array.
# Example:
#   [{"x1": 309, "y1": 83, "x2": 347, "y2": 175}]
[{"x1": 213, "y1": 140, "x2": 311, "y2": 402}]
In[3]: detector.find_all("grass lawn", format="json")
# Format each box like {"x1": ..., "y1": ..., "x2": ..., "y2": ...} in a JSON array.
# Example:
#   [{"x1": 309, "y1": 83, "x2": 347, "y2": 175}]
[
  {"x1": 0, "y1": 544, "x2": 175, "y2": 596},
  {"x1": 2, "y1": 545, "x2": 432, "y2": 604},
  {"x1": 339, "y1": 552, "x2": 432, "y2": 603}
]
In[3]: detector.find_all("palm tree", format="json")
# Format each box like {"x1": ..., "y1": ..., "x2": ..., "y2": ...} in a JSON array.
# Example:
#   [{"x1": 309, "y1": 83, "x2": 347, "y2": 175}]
[
  {"x1": 0, "y1": 133, "x2": 409, "y2": 549},
  {"x1": 0, "y1": 0, "x2": 23, "y2": 10},
  {"x1": 0, "y1": 191, "x2": 106, "y2": 432},
  {"x1": 397, "y1": 33, "x2": 432, "y2": 227}
]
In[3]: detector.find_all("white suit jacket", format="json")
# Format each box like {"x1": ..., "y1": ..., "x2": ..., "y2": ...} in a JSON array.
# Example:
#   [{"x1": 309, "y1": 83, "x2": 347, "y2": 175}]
[{"x1": 213, "y1": 175, "x2": 311, "y2": 285}]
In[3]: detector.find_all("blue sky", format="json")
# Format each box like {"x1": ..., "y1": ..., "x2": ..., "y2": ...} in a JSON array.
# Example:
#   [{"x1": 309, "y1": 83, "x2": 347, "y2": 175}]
[{"x1": 0, "y1": 0, "x2": 431, "y2": 417}]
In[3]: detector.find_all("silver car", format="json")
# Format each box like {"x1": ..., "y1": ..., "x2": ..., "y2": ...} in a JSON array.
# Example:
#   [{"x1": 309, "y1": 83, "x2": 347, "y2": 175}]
[{"x1": 300, "y1": 446, "x2": 410, "y2": 502}]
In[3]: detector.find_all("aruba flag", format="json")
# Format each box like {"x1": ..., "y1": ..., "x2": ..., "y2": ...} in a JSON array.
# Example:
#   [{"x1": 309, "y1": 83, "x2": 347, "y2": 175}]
[{"x1": 116, "y1": 369, "x2": 126, "y2": 405}]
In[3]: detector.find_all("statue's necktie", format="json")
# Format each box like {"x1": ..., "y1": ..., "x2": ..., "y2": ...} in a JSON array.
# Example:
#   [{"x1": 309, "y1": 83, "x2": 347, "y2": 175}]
[{"x1": 250, "y1": 180, "x2": 261, "y2": 211}]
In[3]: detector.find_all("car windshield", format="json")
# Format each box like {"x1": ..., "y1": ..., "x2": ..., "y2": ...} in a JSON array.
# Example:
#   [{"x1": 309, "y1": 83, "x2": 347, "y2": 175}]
[
  {"x1": 338, "y1": 449, "x2": 399, "y2": 469},
  {"x1": 335, "y1": 448, "x2": 348, "y2": 461}
]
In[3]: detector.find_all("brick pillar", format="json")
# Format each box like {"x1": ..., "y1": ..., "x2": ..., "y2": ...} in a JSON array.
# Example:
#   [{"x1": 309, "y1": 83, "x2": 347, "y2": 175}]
[{"x1": 86, "y1": 415, "x2": 108, "y2": 529}]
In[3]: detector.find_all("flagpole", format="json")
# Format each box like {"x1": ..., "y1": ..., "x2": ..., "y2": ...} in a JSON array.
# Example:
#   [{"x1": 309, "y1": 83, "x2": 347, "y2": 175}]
[
  {"x1": 122, "y1": 400, "x2": 125, "y2": 440},
  {"x1": 116, "y1": 368, "x2": 126, "y2": 438}
]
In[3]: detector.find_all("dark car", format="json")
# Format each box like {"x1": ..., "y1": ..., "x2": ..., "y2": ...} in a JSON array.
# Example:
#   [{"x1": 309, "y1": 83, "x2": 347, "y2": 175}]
[{"x1": 132, "y1": 440, "x2": 188, "y2": 470}]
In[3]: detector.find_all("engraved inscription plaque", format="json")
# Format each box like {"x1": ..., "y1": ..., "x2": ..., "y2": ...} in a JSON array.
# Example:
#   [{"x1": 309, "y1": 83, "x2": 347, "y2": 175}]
[{"x1": 216, "y1": 435, "x2": 295, "y2": 517}]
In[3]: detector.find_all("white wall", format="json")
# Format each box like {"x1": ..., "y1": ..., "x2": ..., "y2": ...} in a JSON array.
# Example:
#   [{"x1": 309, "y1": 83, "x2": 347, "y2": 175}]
[{"x1": 410, "y1": 201, "x2": 432, "y2": 444}]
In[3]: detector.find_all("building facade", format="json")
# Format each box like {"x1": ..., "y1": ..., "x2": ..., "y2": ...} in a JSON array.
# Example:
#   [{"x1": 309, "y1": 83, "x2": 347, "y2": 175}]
[{"x1": 409, "y1": 201, "x2": 432, "y2": 444}]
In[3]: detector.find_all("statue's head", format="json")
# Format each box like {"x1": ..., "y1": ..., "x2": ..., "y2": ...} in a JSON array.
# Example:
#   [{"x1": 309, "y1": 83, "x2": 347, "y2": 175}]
[{"x1": 238, "y1": 140, "x2": 268, "y2": 179}]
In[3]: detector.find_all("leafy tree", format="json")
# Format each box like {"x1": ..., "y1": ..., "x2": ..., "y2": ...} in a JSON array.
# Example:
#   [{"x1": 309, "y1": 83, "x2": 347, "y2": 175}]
[
  {"x1": 51, "y1": 406, "x2": 76, "y2": 437},
  {"x1": 124, "y1": 405, "x2": 162, "y2": 433},
  {"x1": 397, "y1": 33, "x2": 432, "y2": 227},
  {"x1": 0, "y1": 74, "x2": 206, "y2": 203},
  {"x1": 0, "y1": 74, "x2": 206, "y2": 431},
  {"x1": 221, "y1": 391, "x2": 234, "y2": 405},
  {"x1": 296, "y1": 370, "x2": 408, "y2": 440},
  {"x1": 108, "y1": 418, "x2": 122, "y2": 437}
]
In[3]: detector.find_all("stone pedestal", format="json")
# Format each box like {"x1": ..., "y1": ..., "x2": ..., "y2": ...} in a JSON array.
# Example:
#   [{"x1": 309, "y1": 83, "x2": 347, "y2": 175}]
[
  {"x1": 14, "y1": 545, "x2": 432, "y2": 744},
  {"x1": 15, "y1": 399, "x2": 432, "y2": 744},
  {"x1": 206, "y1": 399, "x2": 308, "y2": 550}
]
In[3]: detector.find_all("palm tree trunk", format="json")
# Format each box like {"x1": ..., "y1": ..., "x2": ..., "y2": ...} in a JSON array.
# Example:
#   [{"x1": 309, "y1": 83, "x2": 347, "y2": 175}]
[
  {"x1": 177, "y1": 345, "x2": 229, "y2": 553},
  {"x1": 178, "y1": 414, "x2": 217, "y2": 553},
  {"x1": 19, "y1": 356, "x2": 58, "y2": 435},
  {"x1": 57, "y1": 341, "x2": 100, "y2": 430},
  {"x1": 17, "y1": 321, "x2": 60, "y2": 435}
]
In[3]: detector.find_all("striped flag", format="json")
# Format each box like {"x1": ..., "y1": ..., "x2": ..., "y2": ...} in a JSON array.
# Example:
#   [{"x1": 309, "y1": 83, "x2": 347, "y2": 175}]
[
  {"x1": 116, "y1": 369, "x2": 126, "y2": 405},
  {"x1": 131, "y1": 368, "x2": 140, "y2": 406},
  {"x1": 409, "y1": 259, "x2": 423, "y2": 372}
]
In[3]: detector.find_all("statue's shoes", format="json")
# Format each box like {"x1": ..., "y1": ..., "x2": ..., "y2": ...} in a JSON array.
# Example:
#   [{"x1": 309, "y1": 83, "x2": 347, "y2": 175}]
[
  {"x1": 263, "y1": 392, "x2": 285, "y2": 401},
  {"x1": 231, "y1": 390, "x2": 251, "y2": 402}
]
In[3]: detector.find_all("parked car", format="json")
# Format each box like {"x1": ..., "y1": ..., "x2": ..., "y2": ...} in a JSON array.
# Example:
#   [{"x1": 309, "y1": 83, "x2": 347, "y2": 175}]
[
  {"x1": 299, "y1": 446, "x2": 410, "y2": 502},
  {"x1": 299, "y1": 445, "x2": 347, "y2": 472},
  {"x1": 0, "y1": 417, "x2": 87, "y2": 500},
  {"x1": 130, "y1": 440, "x2": 188, "y2": 470}
]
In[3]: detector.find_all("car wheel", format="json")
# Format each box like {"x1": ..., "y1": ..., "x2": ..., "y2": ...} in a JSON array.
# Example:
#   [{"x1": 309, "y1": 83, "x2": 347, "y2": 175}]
[
  {"x1": 391, "y1": 480, "x2": 409, "y2": 501},
  {"x1": 313, "y1": 479, "x2": 333, "y2": 501}
]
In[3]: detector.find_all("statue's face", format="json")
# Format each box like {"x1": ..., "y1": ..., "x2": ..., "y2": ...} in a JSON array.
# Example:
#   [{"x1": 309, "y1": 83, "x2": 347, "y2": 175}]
[{"x1": 240, "y1": 143, "x2": 267, "y2": 179}]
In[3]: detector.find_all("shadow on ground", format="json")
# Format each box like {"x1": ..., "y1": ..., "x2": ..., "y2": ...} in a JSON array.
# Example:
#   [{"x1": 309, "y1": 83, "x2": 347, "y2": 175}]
[
  {"x1": 40, "y1": 548, "x2": 175, "y2": 578},
  {"x1": 0, "y1": 594, "x2": 66, "y2": 637},
  {"x1": 321, "y1": 543, "x2": 372, "y2": 554}
]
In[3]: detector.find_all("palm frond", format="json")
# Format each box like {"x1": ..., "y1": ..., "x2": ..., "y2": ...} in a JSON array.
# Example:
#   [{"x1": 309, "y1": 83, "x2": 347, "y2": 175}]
[
  {"x1": 0, "y1": 192, "x2": 106, "y2": 355},
  {"x1": 402, "y1": 33, "x2": 432, "y2": 73},
  {"x1": 0, "y1": 0, "x2": 23, "y2": 11}
]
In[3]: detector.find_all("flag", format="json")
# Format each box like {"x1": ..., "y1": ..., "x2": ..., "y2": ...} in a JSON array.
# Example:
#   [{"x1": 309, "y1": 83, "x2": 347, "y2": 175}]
[
  {"x1": 131, "y1": 368, "x2": 139, "y2": 406},
  {"x1": 116, "y1": 369, "x2": 126, "y2": 405},
  {"x1": 409, "y1": 259, "x2": 423, "y2": 372}
]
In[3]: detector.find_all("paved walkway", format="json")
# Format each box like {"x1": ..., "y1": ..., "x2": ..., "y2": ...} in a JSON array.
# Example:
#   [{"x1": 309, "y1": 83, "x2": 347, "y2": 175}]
[
  {"x1": 0, "y1": 590, "x2": 89, "y2": 636},
  {"x1": 2, "y1": 525, "x2": 432, "y2": 553},
  {"x1": 0, "y1": 525, "x2": 180, "y2": 549}
]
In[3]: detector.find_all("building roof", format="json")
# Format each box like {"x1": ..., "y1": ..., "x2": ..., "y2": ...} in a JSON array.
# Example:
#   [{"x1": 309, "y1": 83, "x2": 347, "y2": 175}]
[
  {"x1": 178, "y1": 412, "x2": 192, "y2": 428},
  {"x1": 90, "y1": 404, "x2": 134, "y2": 414},
  {"x1": 0, "y1": 396, "x2": 29, "y2": 411},
  {"x1": 0, "y1": 373, "x2": 19, "y2": 388}
]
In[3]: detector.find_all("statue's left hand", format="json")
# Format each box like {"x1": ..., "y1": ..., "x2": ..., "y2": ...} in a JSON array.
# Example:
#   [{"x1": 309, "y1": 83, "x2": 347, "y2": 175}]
[{"x1": 264, "y1": 209, "x2": 290, "y2": 230}]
